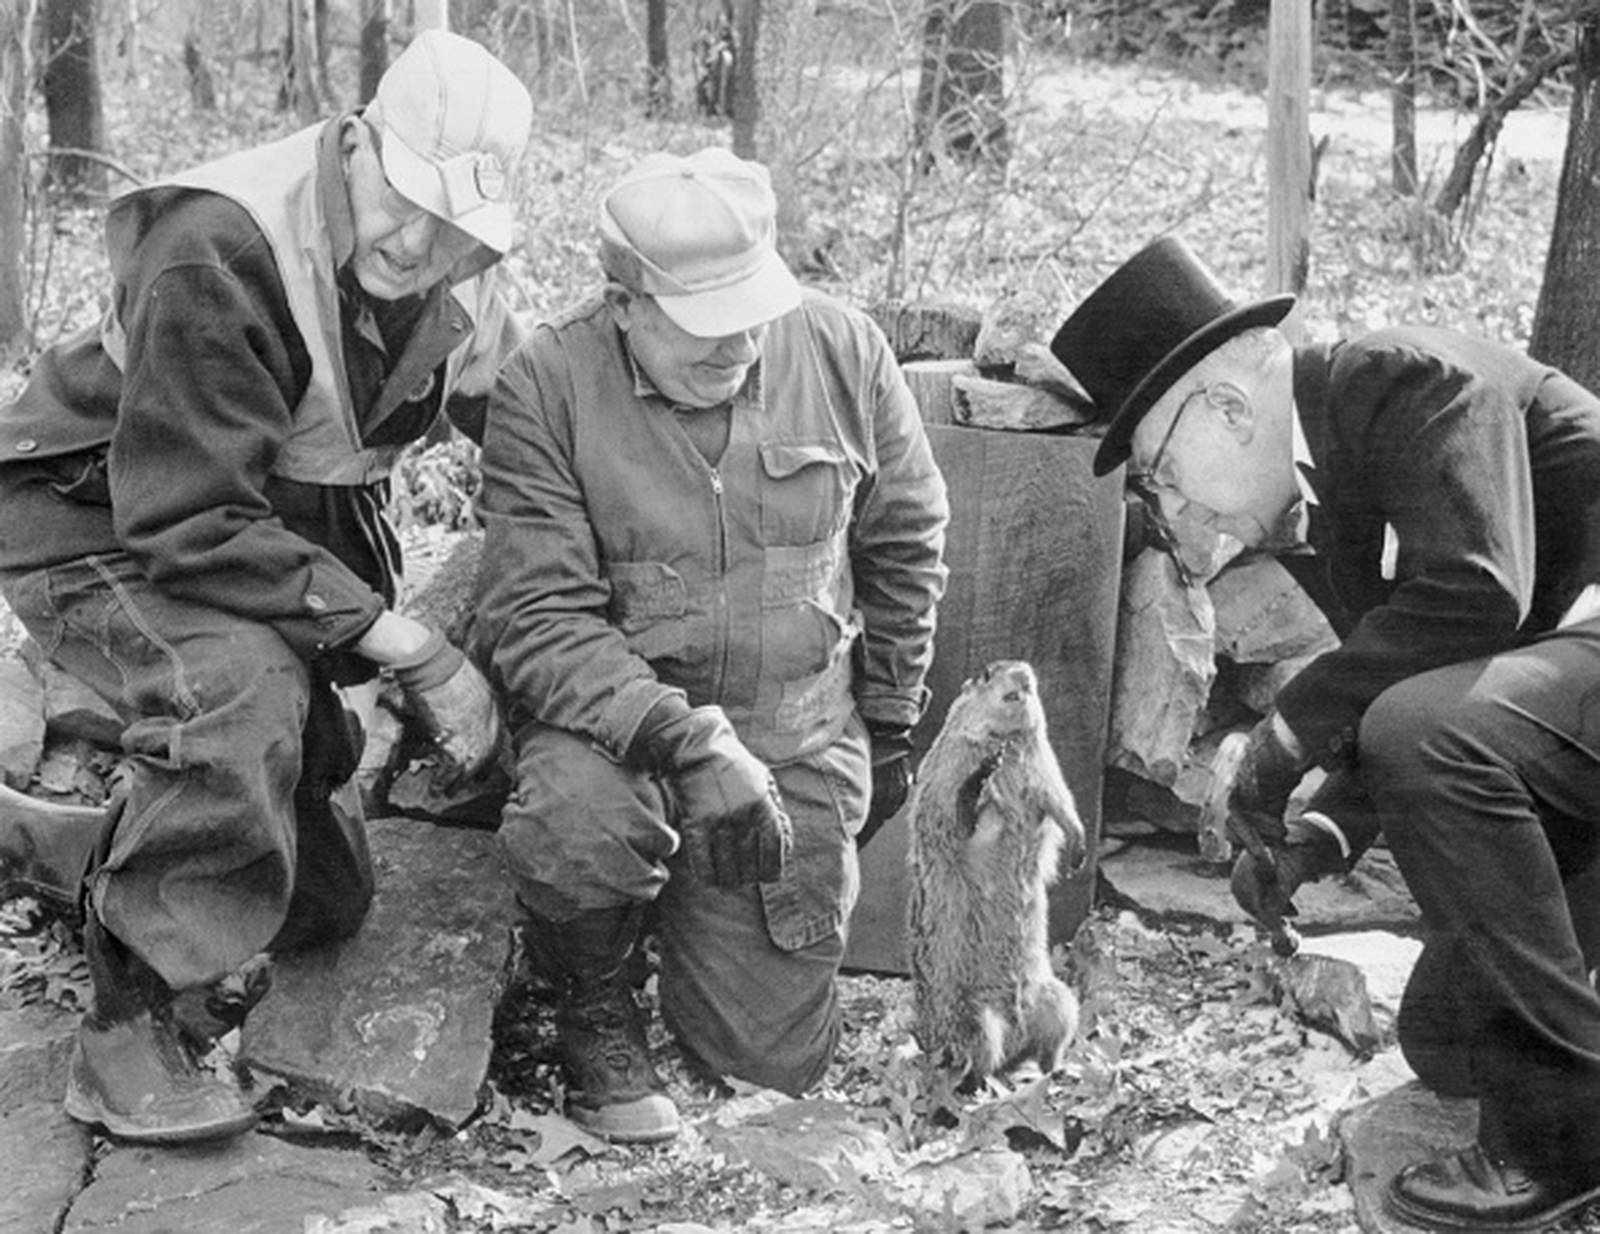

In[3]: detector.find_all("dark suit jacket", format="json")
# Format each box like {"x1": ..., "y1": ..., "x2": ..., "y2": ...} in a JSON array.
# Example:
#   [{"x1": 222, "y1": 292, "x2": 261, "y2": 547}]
[{"x1": 1277, "y1": 325, "x2": 1600, "y2": 767}]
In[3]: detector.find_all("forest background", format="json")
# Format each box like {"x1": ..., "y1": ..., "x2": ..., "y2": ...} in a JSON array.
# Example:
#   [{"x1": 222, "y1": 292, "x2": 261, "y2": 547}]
[{"x1": 0, "y1": 2, "x2": 1596, "y2": 1232}]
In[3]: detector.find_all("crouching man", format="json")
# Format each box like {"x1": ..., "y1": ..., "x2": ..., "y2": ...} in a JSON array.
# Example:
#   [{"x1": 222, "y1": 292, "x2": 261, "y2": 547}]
[{"x1": 471, "y1": 148, "x2": 949, "y2": 1142}]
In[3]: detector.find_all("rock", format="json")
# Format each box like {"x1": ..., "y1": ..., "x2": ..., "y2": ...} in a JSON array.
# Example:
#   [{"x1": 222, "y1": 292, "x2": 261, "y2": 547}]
[
  {"x1": 61, "y1": 1134, "x2": 387, "y2": 1234},
  {"x1": 1338, "y1": 1080, "x2": 1477, "y2": 1233},
  {"x1": 1096, "y1": 834, "x2": 1420, "y2": 937},
  {"x1": 37, "y1": 660, "x2": 124, "y2": 749},
  {"x1": 399, "y1": 530, "x2": 483, "y2": 647},
  {"x1": 1275, "y1": 952, "x2": 1385, "y2": 1056},
  {"x1": 1209, "y1": 555, "x2": 1339, "y2": 665},
  {"x1": 0, "y1": 1001, "x2": 78, "y2": 1107},
  {"x1": 902, "y1": 358, "x2": 976, "y2": 427},
  {"x1": 890, "y1": 1145, "x2": 1032, "y2": 1231},
  {"x1": 1106, "y1": 550, "x2": 1217, "y2": 785},
  {"x1": 702, "y1": 1096, "x2": 899, "y2": 1195},
  {"x1": 1298, "y1": 931, "x2": 1423, "y2": 1020},
  {"x1": 1011, "y1": 341, "x2": 1095, "y2": 406},
  {"x1": 951, "y1": 373, "x2": 1096, "y2": 432},
  {"x1": 240, "y1": 818, "x2": 515, "y2": 1130},
  {"x1": 973, "y1": 289, "x2": 1055, "y2": 375},
  {"x1": 0, "y1": 1101, "x2": 92, "y2": 1234},
  {"x1": 0, "y1": 655, "x2": 45, "y2": 789}
]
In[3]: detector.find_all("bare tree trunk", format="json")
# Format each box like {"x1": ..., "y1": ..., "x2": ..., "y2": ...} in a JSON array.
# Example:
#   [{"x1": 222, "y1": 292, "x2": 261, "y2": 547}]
[
  {"x1": 314, "y1": 0, "x2": 331, "y2": 105},
  {"x1": 359, "y1": 0, "x2": 390, "y2": 104},
  {"x1": 43, "y1": 0, "x2": 106, "y2": 200},
  {"x1": 1265, "y1": 0, "x2": 1310, "y2": 319},
  {"x1": 281, "y1": 0, "x2": 323, "y2": 122},
  {"x1": 914, "y1": 0, "x2": 1009, "y2": 170},
  {"x1": 1389, "y1": 0, "x2": 1417, "y2": 195},
  {"x1": 645, "y1": 0, "x2": 670, "y2": 116},
  {"x1": 1530, "y1": 16, "x2": 1600, "y2": 393},
  {"x1": 415, "y1": 0, "x2": 448, "y2": 31},
  {"x1": 0, "y1": 0, "x2": 30, "y2": 353},
  {"x1": 730, "y1": 0, "x2": 760, "y2": 160},
  {"x1": 1433, "y1": 44, "x2": 1572, "y2": 219}
]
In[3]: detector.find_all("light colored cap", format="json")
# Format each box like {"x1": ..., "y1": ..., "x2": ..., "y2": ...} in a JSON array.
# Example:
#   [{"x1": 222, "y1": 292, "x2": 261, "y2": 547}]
[
  {"x1": 373, "y1": 29, "x2": 533, "y2": 253},
  {"x1": 599, "y1": 147, "x2": 802, "y2": 338}
]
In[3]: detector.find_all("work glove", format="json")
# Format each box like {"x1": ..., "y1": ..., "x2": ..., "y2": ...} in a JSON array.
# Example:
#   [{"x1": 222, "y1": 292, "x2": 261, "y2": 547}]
[
  {"x1": 1223, "y1": 714, "x2": 1306, "y2": 860},
  {"x1": 635, "y1": 703, "x2": 792, "y2": 888},
  {"x1": 390, "y1": 629, "x2": 503, "y2": 785},
  {"x1": 1230, "y1": 815, "x2": 1347, "y2": 956},
  {"x1": 858, "y1": 724, "x2": 915, "y2": 851}
]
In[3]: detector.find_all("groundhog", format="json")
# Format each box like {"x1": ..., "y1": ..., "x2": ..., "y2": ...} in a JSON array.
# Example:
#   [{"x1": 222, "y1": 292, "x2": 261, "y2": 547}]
[{"x1": 906, "y1": 659, "x2": 1085, "y2": 1084}]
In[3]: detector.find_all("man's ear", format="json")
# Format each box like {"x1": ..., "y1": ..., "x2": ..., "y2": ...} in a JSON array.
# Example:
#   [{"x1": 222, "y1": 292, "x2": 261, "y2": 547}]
[
  {"x1": 603, "y1": 283, "x2": 635, "y2": 331},
  {"x1": 1210, "y1": 381, "x2": 1255, "y2": 442}
]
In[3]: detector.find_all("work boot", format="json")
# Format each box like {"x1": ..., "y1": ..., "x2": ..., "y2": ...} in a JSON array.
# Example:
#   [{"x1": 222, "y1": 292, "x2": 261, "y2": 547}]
[
  {"x1": 0, "y1": 782, "x2": 106, "y2": 917},
  {"x1": 63, "y1": 917, "x2": 258, "y2": 1144},
  {"x1": 528, "y1": 904, "x2": 680, "y2": 1144}
]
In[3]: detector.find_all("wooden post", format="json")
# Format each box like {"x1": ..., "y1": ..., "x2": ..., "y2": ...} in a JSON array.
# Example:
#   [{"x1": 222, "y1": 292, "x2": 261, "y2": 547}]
[{"x1": 1265, "y1": 0, "x2": 1311, "y2": 341}]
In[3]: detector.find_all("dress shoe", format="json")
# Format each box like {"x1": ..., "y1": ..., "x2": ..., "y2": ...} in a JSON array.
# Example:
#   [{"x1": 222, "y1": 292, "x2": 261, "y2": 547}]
[{"x1": 1389, "y1": 1143, "x2": 1600, "y2": 1231}]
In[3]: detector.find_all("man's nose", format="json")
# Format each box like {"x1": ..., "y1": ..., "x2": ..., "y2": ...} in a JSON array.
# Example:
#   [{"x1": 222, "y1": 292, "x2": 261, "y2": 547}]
[
  {"x1": 394, "y1": 210, "x2": 442, "y2": 253},
  {"x1": 715, "y1": 329, "x2": 760, "y2": 364}
]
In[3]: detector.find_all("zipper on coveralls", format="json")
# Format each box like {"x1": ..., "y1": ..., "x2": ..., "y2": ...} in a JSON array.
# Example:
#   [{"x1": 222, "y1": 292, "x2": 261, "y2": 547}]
[{"x1": 708, "y1": 468, "x2": 733, "y2": 692}]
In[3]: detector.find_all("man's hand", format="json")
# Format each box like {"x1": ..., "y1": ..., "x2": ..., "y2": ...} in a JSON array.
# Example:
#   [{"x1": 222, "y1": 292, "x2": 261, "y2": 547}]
[
  {"x1": 859, "y1": 725, "x2": 915, "y2": 851},
  {"x1": 634, "y1": 703, "x2": 791, "y2": 888},
  {"x1": 390, "y1": 629, "x2": 503, "y2": 784},
  {"x1": 1230, "y1": 815, "x2": 1347, "y2": 956},
  {"x1": 1223, "y1": 714, "x2": 1306, "y2": 858}
]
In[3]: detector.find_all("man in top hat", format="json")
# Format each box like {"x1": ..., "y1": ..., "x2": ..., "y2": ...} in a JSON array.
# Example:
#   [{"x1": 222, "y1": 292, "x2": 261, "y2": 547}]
[
  {"x1": 1052, "y1": 235, "x2": 1600, "y2": 1230},
  {"x1": 0, "y1": 30, "x2": 532, "y2": 1143},
  {"x1": 471, "y1": 147, "x2": 948, "y2": 1142}
]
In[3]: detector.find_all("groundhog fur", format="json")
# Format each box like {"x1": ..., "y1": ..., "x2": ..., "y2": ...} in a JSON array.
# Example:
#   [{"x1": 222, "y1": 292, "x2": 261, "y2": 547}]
[{"x1": 906, "y1": 660, "x2": 1086, "y2": 1083}]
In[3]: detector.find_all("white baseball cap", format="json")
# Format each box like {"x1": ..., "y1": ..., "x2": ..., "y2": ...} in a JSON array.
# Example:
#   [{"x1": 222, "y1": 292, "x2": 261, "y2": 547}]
[{"x1": 372, "y1": 30, "x2": 533, "y2": 253}]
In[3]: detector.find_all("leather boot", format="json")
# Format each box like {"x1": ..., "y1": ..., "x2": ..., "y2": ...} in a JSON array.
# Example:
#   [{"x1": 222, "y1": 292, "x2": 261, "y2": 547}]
[
  {"x1": 0, "y1": 782, "x2": 105, "y2": 917},
  {"x1": 63, "y1": 917, "x2": 258, "y2": 1143},
  {"x1": 527, "y1": 904, "x2": 680, "y2": 1144}
]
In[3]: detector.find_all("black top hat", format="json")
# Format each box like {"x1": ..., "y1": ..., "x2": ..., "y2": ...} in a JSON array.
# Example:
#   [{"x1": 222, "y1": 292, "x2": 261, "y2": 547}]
[{"x1": 1049, "y1": 236, "x2": 1295, "y2": 477}]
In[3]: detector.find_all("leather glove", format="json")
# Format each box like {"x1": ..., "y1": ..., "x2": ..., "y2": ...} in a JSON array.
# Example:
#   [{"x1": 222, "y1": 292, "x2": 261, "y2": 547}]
[
  {"x1": 1230, "y1": 814, "x2": 1347, "y2": 956},
  {"x1": 1224, "y1": 714, "x2": 1306, "y2": 860},
  {"x1": 390, "y1": 629, "x2": 503, "y2": 785},
  {"x1": 859, "y1": 724, "x2": 914, "y2": 851},
  {"x1": 634, "y1": 702, "x2": 792, "y2": 888}
]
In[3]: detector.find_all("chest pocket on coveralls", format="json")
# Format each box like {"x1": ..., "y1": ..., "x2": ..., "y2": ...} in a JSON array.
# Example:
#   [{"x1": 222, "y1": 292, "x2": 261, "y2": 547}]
[{"x1": 758, "y1": 440, "x2": 856, "y2": 545}]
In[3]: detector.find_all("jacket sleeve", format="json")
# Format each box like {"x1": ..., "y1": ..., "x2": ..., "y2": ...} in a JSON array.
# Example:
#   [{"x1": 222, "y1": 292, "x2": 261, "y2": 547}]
[
  {"x1": 847, "y1": 319, "x2": 950, "y2": 733},
  {"x1": 107, "y1": 203, "x2": 385, "y2": 657},
  {"x1": 471, "y1": 334, "x2": 675, "y2": 756},
  {"x1": 1275, "y1": 342, "x2": 1536, "y2": 766}
]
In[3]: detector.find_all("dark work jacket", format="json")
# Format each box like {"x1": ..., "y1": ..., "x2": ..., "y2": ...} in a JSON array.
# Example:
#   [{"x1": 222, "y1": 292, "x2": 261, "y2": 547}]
[
  {"x1": 0, "y1": 116, "x2": 519, "y2": 672},
  {"x1": 1278, "y1": 325, "x2": 1600, "y2": 767}
]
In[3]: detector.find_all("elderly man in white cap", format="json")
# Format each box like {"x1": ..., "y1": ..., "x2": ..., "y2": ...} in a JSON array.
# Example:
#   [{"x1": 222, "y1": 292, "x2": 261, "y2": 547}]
[
  {"x1": 472, "y1": 147, "x2": 949, "y2": 1142},
  {"x1": 0, "y1": 30, "x2": 531, "y2": 1143}
]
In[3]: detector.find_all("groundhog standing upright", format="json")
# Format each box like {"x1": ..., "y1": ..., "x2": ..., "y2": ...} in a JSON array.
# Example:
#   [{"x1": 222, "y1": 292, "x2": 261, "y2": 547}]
[{"x1": 907, "y1": 659, "x2": 1086, "y2": 1082}]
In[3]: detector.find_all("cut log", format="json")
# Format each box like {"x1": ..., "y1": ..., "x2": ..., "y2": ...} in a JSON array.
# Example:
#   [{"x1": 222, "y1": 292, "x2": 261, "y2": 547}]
[{"x1": 867, "y1": 300, "x2": 982, "y2": 362}]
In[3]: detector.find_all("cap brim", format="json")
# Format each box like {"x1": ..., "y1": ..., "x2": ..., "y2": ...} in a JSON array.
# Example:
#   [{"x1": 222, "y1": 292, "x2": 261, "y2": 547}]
[
  {"x1": 379, "y1": 124, "x2": 513, "y2": 253},
  {"x1": 1089, "y1": 294, "x2": 1296, "y2": 477},
  {"x1": 652, "y1": 248, "x2": 802, "y2": 338}
]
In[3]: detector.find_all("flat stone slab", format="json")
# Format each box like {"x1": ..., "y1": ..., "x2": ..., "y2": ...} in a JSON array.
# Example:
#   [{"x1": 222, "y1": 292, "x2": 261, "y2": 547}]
[
  {"x1": 0, "y1": 1000, "x2": 78, "y2": 1106},
  {"x1": 62, "y1": 1132, "x2": 386, "y2": 1234},
  {"x1": 241, "y1": 817, "x2": 515, "y2": 1130},
  {"x1": 0, "y1": 1101, "x2": 91, "y2": 1234},
  {"x1": 1338, "y1": 1081, "x2": 1476, "y2": 1233},
  {"x1": 1097, "y1": 836, "x2": 1421, "y2": 938}
]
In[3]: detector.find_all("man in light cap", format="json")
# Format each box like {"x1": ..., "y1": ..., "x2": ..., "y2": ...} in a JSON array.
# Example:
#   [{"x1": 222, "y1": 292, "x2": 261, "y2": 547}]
[
  {"x1": 0, "y1": 30, "x2": 531, "y2": 1143},
  {"x1": 472, "y1": 147, "x2": 948, "y2": 1142},
  {"x1": 1052, "y1": 235, "x2": 1600, "y2": 1231}
]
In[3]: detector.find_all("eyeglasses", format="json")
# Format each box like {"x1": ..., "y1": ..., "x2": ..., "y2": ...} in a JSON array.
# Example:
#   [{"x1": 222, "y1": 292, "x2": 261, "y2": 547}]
[
  {"x1": 1124, "y1": 382, "x2": 1235, "y2": 587},
  {"x1": 365, "y1": 123, "x2": 428, "y2": 225}
]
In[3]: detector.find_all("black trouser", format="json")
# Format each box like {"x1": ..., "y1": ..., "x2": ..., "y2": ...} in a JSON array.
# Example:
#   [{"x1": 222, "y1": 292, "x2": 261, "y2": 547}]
[{"x1": 1330, "y1": 618, "x2": 1600, "y2": 1167}]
